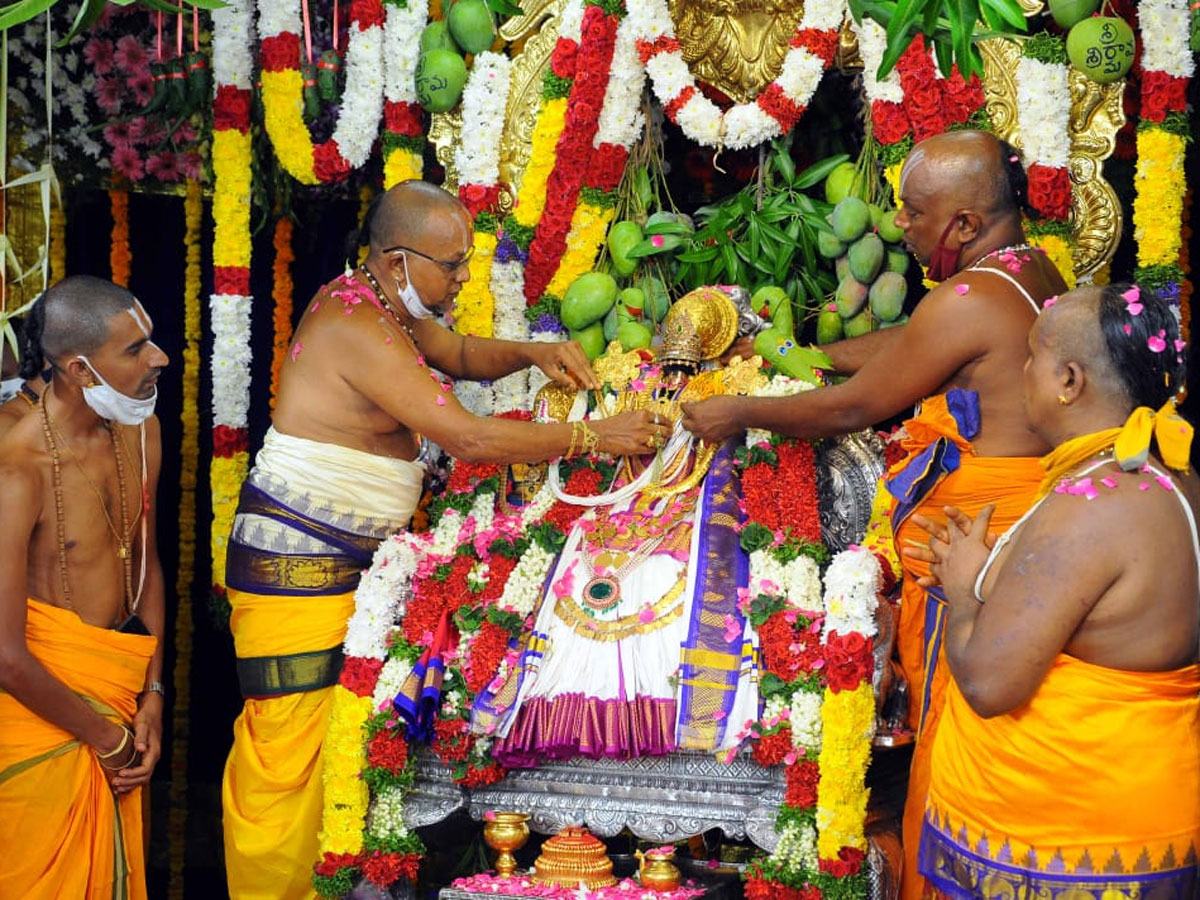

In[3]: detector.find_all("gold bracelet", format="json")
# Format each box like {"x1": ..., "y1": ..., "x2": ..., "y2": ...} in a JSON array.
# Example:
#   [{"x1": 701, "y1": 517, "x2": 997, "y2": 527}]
[
  {"x1": 565, "y1": 422, "x2": 581, "y2": 460},
  {"x1": 96, "y1": 725, "x2": 131, "y2": 760},
  {"x1": 99, "y1": 742, "x2": 140, "y2": 772},
  {"x1": 578, "y1": 421, "x2": 601, "y2": 457}
]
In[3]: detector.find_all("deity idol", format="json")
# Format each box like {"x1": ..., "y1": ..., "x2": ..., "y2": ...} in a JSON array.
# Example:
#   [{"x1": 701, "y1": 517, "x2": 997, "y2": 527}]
[{"x1": 470, "y1": 287, "x2": 794, "y2": 765}]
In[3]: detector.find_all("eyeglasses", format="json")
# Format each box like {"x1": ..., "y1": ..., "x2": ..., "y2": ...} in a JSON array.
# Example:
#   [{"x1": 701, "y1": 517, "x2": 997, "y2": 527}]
[{"x1": 382, "y1": 244, "x2": 474, "y2": 273}]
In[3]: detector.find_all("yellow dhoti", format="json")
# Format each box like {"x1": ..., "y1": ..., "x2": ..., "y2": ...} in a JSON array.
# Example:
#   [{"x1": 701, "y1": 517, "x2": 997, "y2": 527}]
[
  {"x1": 221, "y1": 428, "x2": 422, "y2": 900},
  {"x1": 923, "y1": 655, "x2": 1200, "y2": 899},
  {"x1": 0, "y1": 599, "x2": 155, "y2": 900},
  {"x1": 885, "y1": 391, "x2": 1042, "y2": 900}
]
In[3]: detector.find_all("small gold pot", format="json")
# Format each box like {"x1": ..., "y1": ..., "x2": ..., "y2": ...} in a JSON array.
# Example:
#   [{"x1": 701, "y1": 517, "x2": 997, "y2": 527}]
[
  {"x1": 636, "y1": 847, "x2": 682, "y2": 892},
  {"x1": 483, "y1": 812, "x2": 530, "y2": 878}
]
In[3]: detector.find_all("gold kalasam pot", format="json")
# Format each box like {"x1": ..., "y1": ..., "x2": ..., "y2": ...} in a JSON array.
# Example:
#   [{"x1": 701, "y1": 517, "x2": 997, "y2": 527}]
[
  {"x1": 636, "y1": 847, "x2": 682, "y2": 892},
  {"x1": 483, "y1": 812, "x2": 530, "y2": 878}
]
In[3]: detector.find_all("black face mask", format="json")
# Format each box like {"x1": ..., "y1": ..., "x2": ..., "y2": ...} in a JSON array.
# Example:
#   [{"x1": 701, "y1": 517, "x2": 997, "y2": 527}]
[{"x1": 926, "y1": 215, "x2": 962, "y2": 283}]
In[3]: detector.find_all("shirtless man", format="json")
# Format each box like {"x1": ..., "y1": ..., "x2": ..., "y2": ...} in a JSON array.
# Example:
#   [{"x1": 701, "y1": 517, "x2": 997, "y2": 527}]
[
  {"x1": 681, "y1": 130, "x2": 1069, "y2": 900},
  {"x1": 0, "y1": 320, "x2": 49, "y2": 439},
  {"x1": 0, "y1": 277, "x2": 167, "y2": 898},
  {"x1": 912, "y1": 284, "x2": 1199, "y2": 898},
  {"x1": 221, "y1": 180, "x2": 668, "y2": 899}
]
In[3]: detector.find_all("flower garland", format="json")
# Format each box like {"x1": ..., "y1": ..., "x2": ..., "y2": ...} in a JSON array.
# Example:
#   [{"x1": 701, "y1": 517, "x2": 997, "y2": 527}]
[
  {"x1": 317, "y1": 369, "x2": 877, "y2": 897},
  {"x1": 258, "y1": 0, "x2": 386, "y2": 184},
  {"x1": 1016, "y1": 34, "x2": 1075, "y2": 289},
  {"x1": 451, "y1": 51, "x2": 512, "y2": 341},
  {"x1": 632, "y1": 0, "x2": 846, "y2": 150},
  {"x1": 109, "y1": 186, "x2": 131, "y2": 287},
  {"x1": 270, "y1": 215, "x2": 295, "y2": 410},
  {"x1": 542, "y1": 12, "x2": 646, "y2": 301},
  {"x1": 210, "y1": 0, "x2": 256, "y2": 592},
  {"x1": 381, "y1": 0, "x2": 428, "y2": 189},
  {"x1": 522, "y1": 1, "x2": 621, "y2": 305},
  {"x1": 49, "y1": 195, "x2": 66, "y2": 285},
  {"x1": 1133, "y1": 0, "x2": 1192, "y2": 323},
  {"x1": 167, "y1": 179, "x2": 204, "y2": 900}
]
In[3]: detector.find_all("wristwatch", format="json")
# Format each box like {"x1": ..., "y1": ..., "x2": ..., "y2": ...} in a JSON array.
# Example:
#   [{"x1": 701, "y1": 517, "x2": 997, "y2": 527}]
[{"x1": 141, "y1": 681, "x2": 165, "y2": 699}]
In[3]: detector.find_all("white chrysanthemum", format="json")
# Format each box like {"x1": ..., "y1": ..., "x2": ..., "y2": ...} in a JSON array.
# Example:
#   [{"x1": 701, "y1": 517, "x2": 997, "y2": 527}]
[
  {"x1": 255, "y1": 0, "x2": 300, "y2": 41},
  {"x1": 821, "y1": 546, "x2": 881, "y2": 639},
  {"x1": 674, "y1": 94, "x2": 724, "y2": 147},
  {"x1": 384, "y1": 0, "x2": 428, "y2": 103},
  {"x1": 626, "y1": 0, "x2": 671, "y2": 40},
  {"x1": 1140, "y1": 1, "x2": 1195, "y2": 78},
  {"x1": 330, "y1": 24, "x2": 385, "y2": 167},
  {"x1": 371, "y1": 655, "x2": 415, "y2": 709},
  {"x1": 498, "y1": 544, "x2": 555, "y2": 617},
  {"x1": 557, "y1": 0, "x2": 587, "y2": 41},
  {"x1": 367, "y1": 786, "x2": 412, "y2": 839},
  {"x1": 724, "y1": 102, "x2": 781, "y2": 150},
  {"x1": 644, "y1": 53, "x2": 694, "y2": 102},
  {"x1": 790, "y1": 688, "x2": 823, "y2": 750},
  {"x1": 209, "y1": 294, "x2": 253, "y2": 427},
  {"x1": 777, "y1": 48, "x2": 825, "y2": 100},
  {"x1": 801, "y1": 0, "x2": 847, "y2": 32},
  {"x1": 213, "y1": 0, "x2": 254, "y2": 88},
  {"x1": 594, "y1": 16, "x2": 647, "y2": 150},
  {"x1": 1016, "y1": 56, "x2": 1070, "y2": 169},
  {"x1": 346, "y1": 534, "x2": 423, "y2": 659},
  {"x1": 455, "y1": 52, "x2": 511, "y2": 186}
]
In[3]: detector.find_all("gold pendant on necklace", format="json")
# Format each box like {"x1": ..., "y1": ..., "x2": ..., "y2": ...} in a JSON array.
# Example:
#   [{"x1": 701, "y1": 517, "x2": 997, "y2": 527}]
[{"x1": 118, "y1": 545, "x2": 129, "y2": 560}]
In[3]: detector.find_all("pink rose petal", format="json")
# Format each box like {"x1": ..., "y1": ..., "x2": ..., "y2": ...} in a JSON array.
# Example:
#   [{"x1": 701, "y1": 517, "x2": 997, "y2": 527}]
[
  {"x1": 1175, "y1": 339, "x2": 1187, "y2": 352},
  {"x1": 1148, "y1": 335, "x2": 1167, "y2": 353},
  {"x1": 1043, "y1": 295, "x2": 1058, "y2": 308},
  {"x1": 1123, "y1": 324, "x2": 1132, "y2": 335},
  {"x1": 1121, "y1": 286, "x2": 1140, "y2": 304},
  {"x1": 954, "y1": 283, "x2": 969, "y2": 295},
  {"x1": 290, "y1": 341, "x2": 302, "y2": 361},
  {"x1": 1156, "y1": 475, "x2": 1175, "y2": 491},
  {"x1": 436, "y1": 395, "x2": 447, "y2": 405},
  {"x1": 1139, "y1": 481, "x2": 1151, "y2": 491},
  {"x1": 1100, "y1": 476, "x2": 1118, "y2": 489},
  {"x1": 1126, "y1": 302, "x2": 1143, "y2": 316}
]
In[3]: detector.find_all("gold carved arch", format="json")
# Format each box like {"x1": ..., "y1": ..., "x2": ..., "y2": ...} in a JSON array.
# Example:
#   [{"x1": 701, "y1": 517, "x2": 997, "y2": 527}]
[{"x1": 430, "y1": 0, "x2": 1123, "y2": 276}]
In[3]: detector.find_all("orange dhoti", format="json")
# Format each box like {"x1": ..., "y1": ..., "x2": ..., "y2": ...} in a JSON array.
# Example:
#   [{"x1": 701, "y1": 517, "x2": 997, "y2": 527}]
[
  {"x1": 0, "y1": 599, "x2": 156, "y2": 900},
  {"x1": 885, "y1": 391, "x2": 1042, "y2": 900},
  {"x1": 922, "y1": 655, "x2": 1200, "y2": 899}
]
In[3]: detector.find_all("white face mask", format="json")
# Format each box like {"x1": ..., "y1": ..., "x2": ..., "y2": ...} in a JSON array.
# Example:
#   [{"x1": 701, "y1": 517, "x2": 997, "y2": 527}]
[
  {"x1": 77, "y1": 355, "x2": 157, "y2": 425},
  {"x1": 0, "y1": 376, "x2": 23, "y2": 404},
  {"x1": 394, "y1": 252, "x2": 436, "y2": 321}
]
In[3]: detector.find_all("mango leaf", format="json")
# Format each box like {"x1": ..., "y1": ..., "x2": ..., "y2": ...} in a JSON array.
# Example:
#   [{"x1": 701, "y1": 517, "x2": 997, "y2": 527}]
[
  {"x1": 59, "y1": 0, "x2": 106, "y2": 46},
  {"x1": 791, "y1": 153, "x2": 851, "y2": 190},
  {"x1": 486, "y1": 0, "x2": 523, "y2": 15},
  {"x1": 676, "y1": 246, "x2": 719, "y2": 264},
  {"x1": 0, "y1": 0, "x2": 59, "y2": 32},
  {"x1": 625, "y1": 235, "x2": 684, "y2": 258},
  {"x1": 980, "y1": 0, "x2": 1026, "y2": 31}
]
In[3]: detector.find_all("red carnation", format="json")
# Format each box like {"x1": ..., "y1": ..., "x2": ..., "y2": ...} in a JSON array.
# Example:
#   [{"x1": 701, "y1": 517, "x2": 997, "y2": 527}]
[
  {"x1": 823, "y1": 630, "x2": 874, "y2": 693},
  {"x1": 463, "y1": 621, "x2": 511, "y2": 694},
  {"x1": 459, "y1": 184, "x2": 503, "y2": 218},
  {"x1": 214, "y1": 266, "x2": 251, "y2": 296},
  {"x1": 790, "y1": 27, "x2": 839, "y2": 65},
  {"x1": 1027, "y1": 164, "x2": 1072, "y2": 222},
  {"x1": 590, "y1": 143, "x2": 628, "y2": 192},
  {"x1": 315, "y1": 851, "x2": 362, "y2": 877},
  {"x1": 313, "y1": 140, "x2": 352, "y2": 183},
  {"x1": 745, "y1": 874, "x2": 823, "y2": 900},
  {"x1": 362, "y1": 851, "x2": 420, "y2": 887},
  {"x1": 663, "y1": 85, "x2": 696, "y2": 123},
  {"x1": 785, "y1": 759, "x2": 820, "y2": 809},
  {"x1": 479, "y1": 554, "x2": 518, "y2": 604},
  {"x1": 260, "y1": 33, "x2": 300, "y2": 72},
  {"x1": 432, "y1": 717, "x2": 472, "y2": 763},
  {"x1": 214, "y1": 85, "x2": 251, "y2": 132},
  {"x1": 384, "y1": 100, "x2": 424, "y2": 136},
  {"x1": 550, "y1": 37, "x2": 578, "y2": 79},
  {"x1": 871, "y1": 100, "x2": 910, "y2": 146},
  {"x1": 339, "y1": 656, "x2": 385, "y2": 697},
  {"x1": 366, "y1": 729, "x2": 409, "y2": 773},
  {"x1": 757, "y1": 612, "x2": 806, "y2": 682},
  {"x1": 752, "y1": 724, "x2": 793, "y2": 767},
  {"x1": 348, "y1": 0, "x2": 385, "y2": 31},
  {"x1": 636, "y1": 35, "x2": 680, "y2": 65},
  {"x1": 212, "y1": 424, "x2": 249, "y2": 457},
  {"x1": 819, "y1": 845, "x2": 866, "y2": 878},
  {"x1": 446, "y1": 460, "x2": 503, "y2": 495},
  {"x1": 940, "y1": 69, "x2": 984, "y2": 124},
  {"x1": 1140, "y1": 71, "x2": 1188, "y2": 123},
  {"x1": 457, "y1": 760, "x2": 507, "y2": 787},
  {"x1": 757, "y1": 84, "x2": 806, "y2": 132}
]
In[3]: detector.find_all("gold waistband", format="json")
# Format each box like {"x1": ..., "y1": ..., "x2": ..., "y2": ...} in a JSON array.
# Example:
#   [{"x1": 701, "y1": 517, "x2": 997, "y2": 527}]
[{"x1": 235, "y1": 646, "x2": 344, "y2": 698}]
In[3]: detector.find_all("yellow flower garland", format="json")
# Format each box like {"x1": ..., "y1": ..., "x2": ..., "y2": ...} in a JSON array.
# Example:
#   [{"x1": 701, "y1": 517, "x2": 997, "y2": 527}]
[
  {"x1": 1029, "y1": 231, "x2": 1076, "y2": 291},
  {"x1": 512, "y1": 98, "x2": 568, "y2": 229},
  {"x1": 109, "y1": 187, "x2": 131, "y2": 287},
  {"x1": 270, "y1": 216, "x2": 295, "y2": 410},
  {"x1": 49, "y1": 197, "x2": 66, "y2": 286},
  {"x1": 260, "y1": 70, "x2": 320, "y2": 185},
  {"x1": 210, "y1": 452, "x2": 249, "y2": 587},
  {"x1": 545, "y1": 200, "x2": 615, "y2": 299},
  {"x1": 454, "y1": 229, "x2": 497, "y2": 337},
  {"x1": 815, "y1": 681, "x2": 874, "y2": 860},
  {"x1": 167, "y1": 180, "x2": 204, "y2": 900},
  {"x1": 318, "y1": 685, "x2": 374, "y2": 855},
  {"x1": 383, "y1": 148, "x2": 423, "y2": 191},
  {"x1": 212, "y1": 129, "x2": 254, "y2": 270},
  {"x1": 1133, "y1": 129, "x2": 1186, "y2": 270}
]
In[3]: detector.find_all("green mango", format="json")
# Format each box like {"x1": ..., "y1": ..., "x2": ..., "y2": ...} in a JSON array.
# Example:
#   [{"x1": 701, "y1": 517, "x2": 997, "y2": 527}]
[
  {"x1": 868, "y1": 203, "x2": 885, "y2": 229},
  {"x1": 420, "y1": 20, "x2": 459, "y2": 54},
  {"x1": 824, "y1": 162, "x2": 860, "y2": 205},
  {"x1": 869, "y1": 272, "x2": 908, "y2": 322},
  {"x1": 569, "y1": 323, "x2": 608, "y2": 361},
  {"x1": 817, "y1": 229, "x2": 846, "y2": 259},
  {"x1": 607, "y1": 221, "x2": 644, "y2": 277},
  {"x1": 617, "y1": 286, "x2": 646, "y2": 323},
  {"x1": 885, "y1": 249, "x2": 911, "y2": 275},
  {"x1": 602, "y1": 305, "x2": 620, "y2": 342},
  {"x1": 644, "y1": 211, "x2": 694, "y2": 235},
  {"x1": 561, "y1": 272, "x2": 618, "y2": 330},
  {"x1": 881, "y1": 314, "x2": 910, "y2": 329},
  {"x1": 816, "y1": 309, "x2": 844, "y2": 345},
  {"x1": 835, "y1": 255, "x2": 851, "y2": 282},
  {"x1": 617, "y1": 321, "x2": 654, "y2": 352},
  {"x1": 1067, "y1": 17, "x2": 1135, "y2": 84},
  {"x1": 835, "y1": 275, "x2": 870, "y2": 319},
  {"x1": 752, "y1": 285, "x2": 792, "y2": 335},
  {"x1": 1049, "y1": 0, "x2": 1099, "y2": 28},
  {"x1": 447, "y1": 0, "x2": 495, "y2": 55},
  {"x1": 848, "y1": 233, "x2": 885, "y2": 284},
  {"x1": 877, "y1": 209, "x2": 904, "y2": 243},
  {"x1": 641, "y1": 277, "x2": 671, "y2": 323},
  {"x1": 415, "y1": 49, "x2": 468, "y2": 112},
  {"x1": 831, "y1": 196, "x2": 871, "y2": 243},
  {"x1": 843, "y1": 308, "x2": 875, "y2": 338}
]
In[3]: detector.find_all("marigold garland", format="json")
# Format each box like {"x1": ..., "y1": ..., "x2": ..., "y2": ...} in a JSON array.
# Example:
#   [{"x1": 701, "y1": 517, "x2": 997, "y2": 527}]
[
  {"x1": 167, "y1": 178, "x2": 204, "y2": 900},
  {"x1": 454, "y1": 228, "x2": 497, "y2": 338},
  {"x1": 381, "y1": 0, "x2": 428, "y2": 189},
  {"x1": 109, "y1": 186, "x2": 131, "y2": 287},
  {"x1": 270, "y1": 216, "x2": 295, "y2": 409}
]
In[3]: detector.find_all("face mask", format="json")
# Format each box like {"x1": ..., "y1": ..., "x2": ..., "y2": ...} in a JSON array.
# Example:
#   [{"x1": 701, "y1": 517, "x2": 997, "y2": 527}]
[
  {"x1": 77, "y1": 356, "x2": 157, "y2": 425},
  {"x1": 926, "y1": 216, "x2": 962, "y2": 283},
  {"x1": 395, "y1": 253, "x2": 436, "y2": 321},
  {"x1": 0, "y1": 376, "x2": 22, "y2": 404}
]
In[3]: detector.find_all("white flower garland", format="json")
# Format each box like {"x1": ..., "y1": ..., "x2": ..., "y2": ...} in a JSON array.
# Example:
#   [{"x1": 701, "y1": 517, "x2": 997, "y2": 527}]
[
  {"x1": 495, "y1": 542, "x2": 555, "y2": 619},
  {"x1": 384, "y1": 0, "x2": 428, "y2": 108},
  {"x1": 1140, "y1": 0, "x2": 1194, "y2": 78},
  {"x1": 372, "y1": 655, "x2": 415, "y2": 710},
  {"x1": 594, "y1": 15, "x2": 646, "y2": 149},
  {"x1": 488, "y1": 263, "x2": 529, "y2": 412},
  {"x1": 851, "y1": 16, "x2": 904, "y2": 106},
  {"x1": 789, "y1": 687, "x2": 824, "y2": 751},
  {"x1": 631, "y1": 0, "x2": 845, "y2": 149},
  {"x1": 210, "y1": 293, "x2": 253, "y2": 428},
  {"x1": 346, "y1": 534, "x2": 422, "y2": 660},
  {"x1": 454, "y1": 52, "x2": 512, "y2": 189},
  {"x1": 214, "y1": 0, "x2": 255, "y2": 89},
  {"x1": 1015, "y1": 56, "x2": 1070, "y2": 170},
  {"x1": 821, "y1": 546, "x2": 881, "y2": 640},
  {"x1": 749, "y1": 550, "x2": 823, "y2": 612}
]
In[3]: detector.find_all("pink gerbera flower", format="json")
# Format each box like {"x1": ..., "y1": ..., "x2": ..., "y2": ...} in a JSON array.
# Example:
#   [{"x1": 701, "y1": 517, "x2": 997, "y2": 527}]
[
  {"x1": 111, "y1": 145, "x2": 145, "y2": 182},
  {"x1": 174, "y1": 120, "x2": 197, "y2": 144},
  {"x1": 146, "y1": 150, "x2": 180, "y2": 182},
  {"x1": 103, "y1": 121, "x2": 134, "y2": 147},
  {"x1": 113, "y1": 35, "x2": 149, "y2": 76},
  {"x1": 127, "y1": 69, "x2": 154, "y2": 106},
  {"x1": 126, "y1": 116, "x2": 149, "y2": 142},
  {"x1": 177, "y1": 151, "x2": 203, "y2": 180},
  {"x1": 83, "y1": 38, "x2": 115, "y2": 75},
  {"x1": 94, "y1": 76, "x2": 124, "y2": 115}
]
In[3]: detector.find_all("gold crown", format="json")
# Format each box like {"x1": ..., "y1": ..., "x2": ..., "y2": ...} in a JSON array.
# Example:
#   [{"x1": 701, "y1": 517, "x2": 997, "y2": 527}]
[{"x1": 660, "y1": 287, "x2": 739, "y2": 369}]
